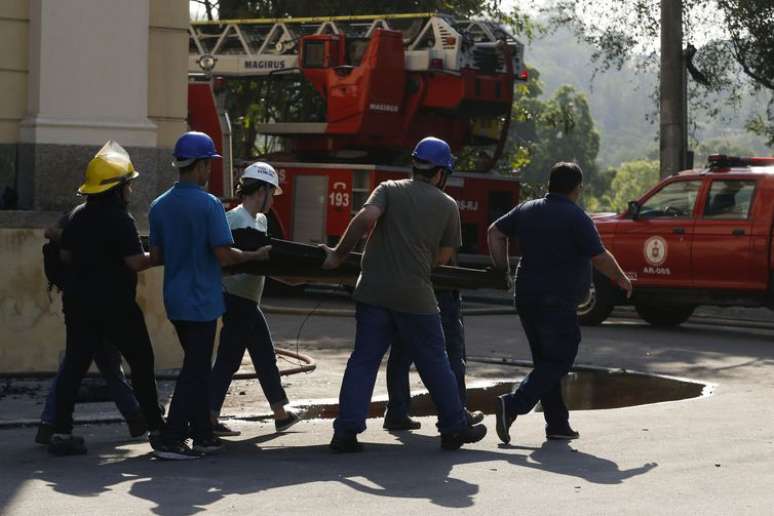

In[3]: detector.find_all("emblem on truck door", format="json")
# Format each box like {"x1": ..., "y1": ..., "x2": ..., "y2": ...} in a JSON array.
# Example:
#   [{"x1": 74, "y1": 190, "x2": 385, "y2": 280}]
[{"x1": 643, "y1": 236, "x2": 668, "y2": 266}]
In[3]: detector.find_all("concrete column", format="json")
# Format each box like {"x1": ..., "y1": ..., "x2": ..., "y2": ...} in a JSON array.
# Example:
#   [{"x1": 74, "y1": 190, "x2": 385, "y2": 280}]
[
  {"x1": 20, "y1": 0, "x2": 157, "y2": 146},
  {"x1": 17, "y1": 0, "x2": 162, "y2": 210}
]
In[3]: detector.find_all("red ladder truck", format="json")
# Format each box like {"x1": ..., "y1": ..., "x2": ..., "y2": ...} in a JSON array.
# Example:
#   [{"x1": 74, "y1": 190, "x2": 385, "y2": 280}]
[{"x1": 187, "y1": 12, "x2": 526, "y2": 263}]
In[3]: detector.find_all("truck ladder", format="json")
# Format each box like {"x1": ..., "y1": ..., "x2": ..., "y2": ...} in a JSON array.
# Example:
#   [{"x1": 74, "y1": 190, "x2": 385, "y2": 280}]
[{"x1": 189, "y1": 12, "x2": 525, "y2": 78}]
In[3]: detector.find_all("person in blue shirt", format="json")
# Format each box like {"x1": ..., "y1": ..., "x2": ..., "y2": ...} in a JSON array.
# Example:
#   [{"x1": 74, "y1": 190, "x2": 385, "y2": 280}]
[
  {"x1": 488, "y1": 162, "x2": 632, "y2": 445},
  {"x1": 148, "y1": 132, "x2": 271, "y2": 460}
]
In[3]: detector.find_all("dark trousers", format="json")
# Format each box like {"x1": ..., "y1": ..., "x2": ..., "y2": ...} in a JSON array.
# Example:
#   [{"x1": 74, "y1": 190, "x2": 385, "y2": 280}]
[
  {"x1": 164, "y1": 320, "x2": 217, "y2": 443},
  {"x1": 334, "y1": 303, "x2": 467, "y2": 436},
  {"x1": 210, "y1": 293, "x2": 288, "y2": 415},
  {"x1": 53, "y1": 302, "x2": 163, "y2": 434},
  {"x1": 42, "y1": 343, "x2": 140, "y2": 424},
  {"x1": 504, "y1": 296, "x2": 580, "y2": 429},
  {"x1": 386, "y1": 290, "x2": 466, "y2": 418}
]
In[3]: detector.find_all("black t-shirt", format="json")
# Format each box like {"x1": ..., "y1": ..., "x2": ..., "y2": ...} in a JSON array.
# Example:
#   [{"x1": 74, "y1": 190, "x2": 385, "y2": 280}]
[{"x1": 60, "y1": 198, "x2": 144, "y2": 312}]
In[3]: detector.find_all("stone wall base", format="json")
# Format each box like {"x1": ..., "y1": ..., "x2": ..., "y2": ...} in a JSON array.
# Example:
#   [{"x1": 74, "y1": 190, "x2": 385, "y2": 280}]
[{"x1": 14, "y1": 143, "x2": 176, "y2": 221}]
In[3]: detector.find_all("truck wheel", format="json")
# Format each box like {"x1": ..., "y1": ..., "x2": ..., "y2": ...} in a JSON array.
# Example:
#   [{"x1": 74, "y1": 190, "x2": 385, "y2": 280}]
[
  {"x1": 635, "y1": 303, "x2": 696, "y2": 326},
  {"x1": 577, "y1": 278, "x2": 614, "y2": 326}
]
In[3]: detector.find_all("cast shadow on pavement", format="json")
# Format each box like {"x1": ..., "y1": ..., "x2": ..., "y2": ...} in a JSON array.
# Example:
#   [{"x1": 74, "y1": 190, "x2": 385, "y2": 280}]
[{"x1": 23, "y1": 430, "x2": 657, "y2": 516}]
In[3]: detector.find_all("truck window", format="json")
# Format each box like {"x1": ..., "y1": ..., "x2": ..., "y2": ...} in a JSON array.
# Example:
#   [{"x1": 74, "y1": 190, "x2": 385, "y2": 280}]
[
  {"x1": 702, "y1": 180, "x2": 756, "y2": 220},
  {"x1": 639, "y1": 180, "x2": 701, "y2": 219}
]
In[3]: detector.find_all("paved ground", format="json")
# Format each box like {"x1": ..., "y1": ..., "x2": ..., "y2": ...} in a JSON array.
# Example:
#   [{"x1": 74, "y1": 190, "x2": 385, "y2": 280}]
[{"x1": 1, "y1": 293, "x2": 774, "y2": 514}]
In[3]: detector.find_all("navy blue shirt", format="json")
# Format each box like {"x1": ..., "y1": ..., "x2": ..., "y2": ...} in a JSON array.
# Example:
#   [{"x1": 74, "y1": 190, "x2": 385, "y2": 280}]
[
  {"x1": 495, "y1": 193, "x2": 605, "y2": 303},
  {"x1": 149, "y1": 182, "x2": 233, "y2": 322}
]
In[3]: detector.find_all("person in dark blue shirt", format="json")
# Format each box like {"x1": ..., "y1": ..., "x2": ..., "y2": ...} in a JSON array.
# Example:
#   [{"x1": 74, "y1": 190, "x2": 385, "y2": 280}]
[
  {"x1": 488, "y1": 162, "x2": 632, "y2": 445},
  {"x1": 149, "y1": 132, "x2": 270, "y2": 460}
]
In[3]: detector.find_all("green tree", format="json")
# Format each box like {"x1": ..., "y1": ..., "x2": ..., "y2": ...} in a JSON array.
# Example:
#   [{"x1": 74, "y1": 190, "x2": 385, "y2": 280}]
[
  {"x1": 538, "y1": 0, "x2": 774, "y2": 145},
  {"x1": 608, "y1": 160, "x2": 660, "y2": 213},
  {"x1": 506, "y1": 81, "x2": 607, "y2": 207}
]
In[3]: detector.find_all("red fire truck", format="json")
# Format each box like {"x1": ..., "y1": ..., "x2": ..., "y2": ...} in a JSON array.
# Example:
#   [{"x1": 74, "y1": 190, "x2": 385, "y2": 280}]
[
  {"x1": 186, "y1": 12, "x2": 525, "y2": 263},
  {"x1": 579, "y1": 155, "x2": 774, "y2": 326}
]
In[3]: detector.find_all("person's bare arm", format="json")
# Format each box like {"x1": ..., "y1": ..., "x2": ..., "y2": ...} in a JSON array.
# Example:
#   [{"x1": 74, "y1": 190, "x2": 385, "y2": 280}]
[
  {"x1": 214, "y1": 245, "x2": 272, "y2": 267},
  {"x1": 591, "y1": 249, "x2": 633, "y2": 298},
  {"x1": 321, "y1": 205, "x2": 382, "y2": 269},
  {"x1": 436, "y1": 247, "x2": 455, "y2": 267},
  {"x1": 487, "y1": 223, "x2": 511, "y2": 273},
  {"x1": 149, "y1": 246, "x2": 163, "y2": 267}
]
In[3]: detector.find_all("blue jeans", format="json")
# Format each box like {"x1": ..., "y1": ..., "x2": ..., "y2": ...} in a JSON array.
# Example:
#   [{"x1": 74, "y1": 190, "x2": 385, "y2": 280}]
[
  {"x1": 504, "y1": 295, "x2": 580, "y2": 429},
  {"x1": 164, "y1": 320, "x2": 217, "y2": 443},
  {"x1": 333, "y1": 302, "x2": 467, "y2": 436},
  {"x1": 210, "y1": 293, "x2": 288, "y2": 415},
  {"x1": 41, "y1": 344, "x2": 140, "y2": 424},
  {"x1": 386, "y1": 290, "x2": 466, "y2": 419}
]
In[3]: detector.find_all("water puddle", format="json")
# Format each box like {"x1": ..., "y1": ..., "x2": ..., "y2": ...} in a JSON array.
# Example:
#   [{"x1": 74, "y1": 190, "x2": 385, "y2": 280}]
[{"x1": 297, "y1": 367, "x2": 712, "y2": 420}]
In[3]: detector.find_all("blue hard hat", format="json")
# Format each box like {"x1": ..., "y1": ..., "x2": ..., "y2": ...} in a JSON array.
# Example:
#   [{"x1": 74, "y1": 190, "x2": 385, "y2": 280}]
[
  {"x1": 411, "y1": 137, "x2": 454, "y2": 172},
  {"x1": 172, "y1": 131, "x2": 221, "y2": 167}
]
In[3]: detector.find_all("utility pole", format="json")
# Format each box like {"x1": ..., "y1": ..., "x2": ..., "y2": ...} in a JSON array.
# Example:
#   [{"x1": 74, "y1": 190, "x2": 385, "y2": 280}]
[{"x1": 660, "y1": 0, "x2": 687, "y2": 178}]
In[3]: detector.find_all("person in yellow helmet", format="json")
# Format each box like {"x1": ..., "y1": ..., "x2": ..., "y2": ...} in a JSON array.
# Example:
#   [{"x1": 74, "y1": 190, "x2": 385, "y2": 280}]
[{"x1": 47, "y1": 141, "x2": 166, "y2": 456}]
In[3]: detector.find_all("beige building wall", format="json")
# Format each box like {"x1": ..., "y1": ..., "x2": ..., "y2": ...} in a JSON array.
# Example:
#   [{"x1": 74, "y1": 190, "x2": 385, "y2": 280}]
[
  {"x1": 149, "y1": 0, "x2": 189, "y2": 147},
  {"x1": 0, "y1": 2, "x2": 29, "y2": 144},
  {"x1": 0, "y1": 0, "x2": 188, "y2": 147},
  {"x1": 0, "y1": 0, "x2": 189, "y2": 372},
  {"x1": 0, "y1": 224, "x2": 183, "y2": 373}
]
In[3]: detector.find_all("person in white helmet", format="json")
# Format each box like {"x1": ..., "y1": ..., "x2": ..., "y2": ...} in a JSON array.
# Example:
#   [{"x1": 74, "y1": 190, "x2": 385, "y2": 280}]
[{"x1": 208, "y1": 162, "x2": 302, "y2": 436}]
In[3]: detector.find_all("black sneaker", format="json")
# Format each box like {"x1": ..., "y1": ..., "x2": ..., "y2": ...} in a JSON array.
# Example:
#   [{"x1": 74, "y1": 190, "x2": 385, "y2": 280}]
[
  {"x1": 192, "y1": 436, "x2": 225, "y2": 454},
  {"x1": 48, "y1": 434, "x2": 87, "y2": 456},
  {"x1": 546, "y1": 426, "x2": 580, "y2": 440},
  {"x1": 495, "y1": 394, "x2": 517, "y2": 445},
  {"x1": 126, "y1": 413, "x2": 148, "y2": 438},
  {"x1": 35, "y1": 423, "x2": 55, "y2": 445},
  {"x1": 330, "y1": 433, "x2": 363, "y2": 453},
  {"x1": 275, "y1": 410, "x2": 303, "y2": 432},
  {"x1": 153, "y1": 441, "x2": 202, "y2": 460},
  {"x1": 465, "y1": 409, "x2": 485, "y2": 425},
  {"x1": 148, "y1": 430, "x2": 163, "y2": 451},
  {"x1": 441, "y1": 424, "x2": 487, "y2": 451},
  {"x1": 383, "y1": 415, "x2": 421, "y2": 431},
  {"x1": 212, "y1": 420, "x2": 241, "y2": 437}
]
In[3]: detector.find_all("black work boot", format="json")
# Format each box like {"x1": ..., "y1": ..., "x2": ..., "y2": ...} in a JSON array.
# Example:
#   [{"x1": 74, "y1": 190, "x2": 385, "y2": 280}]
[
  {"x1": 546, "y1": 424, "x2": 580, "y2": 440},
  {"x1": 35, "y1": 423, "x2": 55, "y2": 445},
  {"x1": 126, "y1": 412, "x2": 148, "y2": 438},
  {"x1": 330, "y1": 432, "x2": 363, "y2": 453},
  {"x1": 440, "y1": 424, "x2": 487, "y2": 451},
  {"x1": 383, "y1": 415, "x2": 421, "y2": 431},
  {"x1": 48, "y1": 434, "x2": 87, "y2": 456},
  {"x1": 465, "y1": 409, "x2": 485, "y2": 425}
]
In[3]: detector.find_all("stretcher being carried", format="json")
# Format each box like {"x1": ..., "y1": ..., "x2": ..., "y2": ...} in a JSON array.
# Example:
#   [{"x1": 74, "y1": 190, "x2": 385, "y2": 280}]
[{"x1": 227, "y1": 228, "x2": 510, "y2": 290}]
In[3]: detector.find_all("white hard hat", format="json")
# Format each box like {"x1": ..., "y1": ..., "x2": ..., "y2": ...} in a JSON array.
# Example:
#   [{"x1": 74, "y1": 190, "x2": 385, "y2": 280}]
[{"x1": 240, "y1": 161, "x2": 282, "y2": 195}]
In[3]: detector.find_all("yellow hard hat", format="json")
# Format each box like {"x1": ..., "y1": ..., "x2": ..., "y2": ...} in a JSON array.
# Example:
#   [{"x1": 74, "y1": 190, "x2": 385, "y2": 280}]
[{"x1": 78, "y1": 141, "x2": 140, "y2": 195}]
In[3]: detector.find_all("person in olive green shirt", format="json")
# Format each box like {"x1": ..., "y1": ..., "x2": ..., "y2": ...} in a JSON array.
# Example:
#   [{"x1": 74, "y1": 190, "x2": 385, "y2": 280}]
[{"x1": 322, "y1": 137, "x2": 487, "y2": 452}]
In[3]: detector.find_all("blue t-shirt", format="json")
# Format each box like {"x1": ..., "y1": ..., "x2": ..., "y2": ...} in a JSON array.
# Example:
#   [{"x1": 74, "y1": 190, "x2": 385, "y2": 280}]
[
  {"x1": 495, "y1": 193, "x2": 605, "y2": 303},
  {"x1": 149, "y1": 182, "x2": 233, "y2": 321}
]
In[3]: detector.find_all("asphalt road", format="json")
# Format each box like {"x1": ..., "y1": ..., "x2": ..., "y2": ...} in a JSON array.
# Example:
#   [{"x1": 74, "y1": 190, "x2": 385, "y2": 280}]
[{"x1": 2, "y1": 310, "x2": 774, "y2": 515}]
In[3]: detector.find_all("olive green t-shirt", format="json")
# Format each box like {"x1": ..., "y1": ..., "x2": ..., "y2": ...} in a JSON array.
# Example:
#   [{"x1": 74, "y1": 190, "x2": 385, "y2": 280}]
[{"x1": 353, "y1": 179, "x2": 462, "y2": 314}]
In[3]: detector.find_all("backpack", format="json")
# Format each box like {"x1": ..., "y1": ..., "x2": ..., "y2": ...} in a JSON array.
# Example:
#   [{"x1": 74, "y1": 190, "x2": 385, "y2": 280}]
[
  {"x1": 42, "y1": 210, "x2": 74, "y2": 293},
  {"x1": 42, "y1": 239, "x2": 67, "y2": 292}
]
